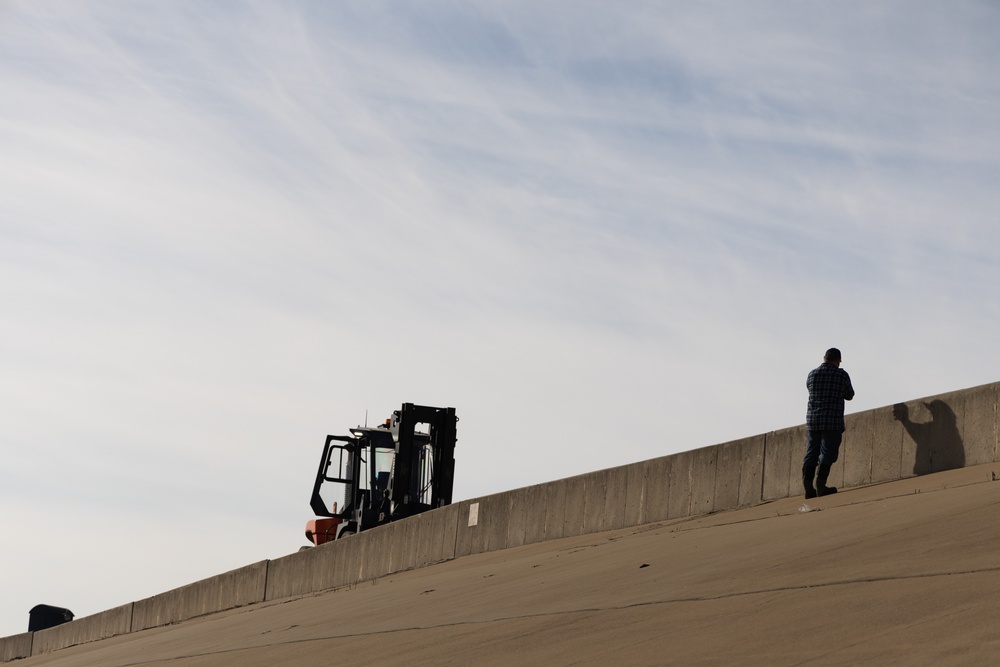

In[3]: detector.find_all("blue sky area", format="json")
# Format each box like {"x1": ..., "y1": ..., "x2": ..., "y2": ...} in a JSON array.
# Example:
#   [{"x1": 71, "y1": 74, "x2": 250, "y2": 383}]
[{"x1": 1, "y1": 1, "x2": 998, "y2": 636}]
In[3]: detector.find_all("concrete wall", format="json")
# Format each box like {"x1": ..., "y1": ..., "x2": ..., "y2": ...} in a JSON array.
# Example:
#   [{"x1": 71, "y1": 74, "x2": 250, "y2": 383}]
[
  {"x1": 5, "y1": 381, "x2": 998, "y2": 662},
  {"x1": 30, "y1": 603, "x2": 133, "y2": 655},
  {"x1": 0, "y1": 633, "x2": 31, "y2": 662},
  {"x1": 131, "y1": 561, "x2": 268, "y2": 632}
]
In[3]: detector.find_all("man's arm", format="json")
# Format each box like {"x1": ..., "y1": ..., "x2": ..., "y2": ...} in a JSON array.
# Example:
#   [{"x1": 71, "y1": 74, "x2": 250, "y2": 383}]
[{"x1": 842, "y1": 371, "x2": 855, "y2": 401}]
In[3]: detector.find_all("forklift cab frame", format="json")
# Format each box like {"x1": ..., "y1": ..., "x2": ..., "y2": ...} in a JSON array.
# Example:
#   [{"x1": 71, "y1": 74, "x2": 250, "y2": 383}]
[{"x1": 309, "y1": 428, "x2": 395, "y2": 540}]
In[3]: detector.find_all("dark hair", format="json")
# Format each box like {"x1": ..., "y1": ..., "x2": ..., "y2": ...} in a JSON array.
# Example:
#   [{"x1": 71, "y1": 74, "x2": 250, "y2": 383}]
[{"x1": 824, "y1": 348, "x2": 842, "y2": 362}]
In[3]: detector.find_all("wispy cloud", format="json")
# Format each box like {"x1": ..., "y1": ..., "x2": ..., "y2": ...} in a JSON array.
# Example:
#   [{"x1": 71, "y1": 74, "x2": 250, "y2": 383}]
[{"x1": 1, "y1": 1, "x2": 998, "y2": 634}]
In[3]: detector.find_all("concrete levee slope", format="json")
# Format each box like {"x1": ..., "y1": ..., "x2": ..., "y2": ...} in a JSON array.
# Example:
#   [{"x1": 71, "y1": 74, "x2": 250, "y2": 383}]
[
  {"x1": 4, "y1": 380, "x2": 998, "y2": 662},
  {"x1": 13, "y1": 463, "x2": 1000, "y2": 666}
]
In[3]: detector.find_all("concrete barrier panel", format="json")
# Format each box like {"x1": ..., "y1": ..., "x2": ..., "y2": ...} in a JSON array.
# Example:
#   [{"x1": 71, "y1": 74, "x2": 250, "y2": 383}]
[
  {"x1": 265, "y1": 533, "x2": 368, "y2": 601},
  {"x1": 896, "y1": 397, "x2": 967, "y2": 478},
  {"x1": 623, "y1": 459, "x2": 650, "y2": 527},
  {"x1": 584, "y1": 465, "x2": 629, "y2": 534},
  {"x1": 561, "y1": 474, "x2": 589, "y2": 539},
  {"x1": 716, "y1": 436, "x2": 764, "y2": 510},
  {"x1": 667, "y1": 449, "x2": 694, "y2": 519},
  {"x1": 477, "y1": 490, "x2": 524, "y2": 553},
  {"x1": 454, "y1": 498, "x2": 478, "y2": 557},
  {"x1": 412, "y1": 504, "x2": 461, "y2": 565},
  {"x1": 713, "y1": 440, "x2": 742, "y2": 511},
  {"x1": 447, "y1": 501, "x2": 476, "y2": 558},
  {"x1": 30, "y1": 603, "x2": 133, "y2": 655},
  {"x1": 392, "y1": 516, "x2": 424, "y2": 572},
  {"x1": 343, "y1": 527, "x2": 375, "y2": 583},
  {"x1": 374, "y1": 521, "x2": 412, "y2": 576},
  {"x1": 332, "y1": 529, "x2": 368, "y2": 589},
  {"x1": 370, "y1": 522, "x2": 401, "y2": 575},
  {"x1": 842, "y1": 410, "x2": 874, "y2": 489},
  {"x1": 327, "y1": 529, "x2": 366, "y2": 588},
  {"x1": 931, "y1": 391, "x2": 969, "y2": 473},
  {"x1": 482, "y1": 492, "x2": 515, "y2": 554},
  {"x1": 456, "y1": 492, "x2": 512, "y2": 558},
  {"x1": 520, "y1": 483, "x2": 551, "y2": 546},
  {"x1": 263, "y1": 546, "x2": 313, "y2": 602},
  {"x1": 0, "y1": 633, "x2": 31, "y2": 662},
  {"x1": 959, "y1": 383, "x2": 998, "y2": 466},
  {"x1": 871, "y1": 406, "x2": 904, "y2": 483},
  {"x1": 689, "y1": 445, "x2": 718, "y2": 516},
  {"x1": 504, "y1": 486, "x2": 531, "y2": 549},
  {"x1": 898, "y1": 399, "x2": 926, "y2": 477},
  {"x1": 581, "y1": 468, "x2": 609, "y2": 535},
  {"x1": 642, "y1": 455, "x2": 672, "y2": 523},
  {"x1": 737, "y1": 435, "x2": 766, "y2": 507},
  {"x1": 762, "y1": 426, "x2": 801, "y2": 500},
  {"x1": 357, "y1": 522, "x2": 393, "y2": 582},
  {"x1": 440, "y1": 503, "x2": 462, "y2": 561},
  {"x1": 541, "y1": 479, "x2": 569, "y2": 542},
  {"x1": 376, "y1": 520, "x2": 413, "y2": 578},
  {"x1": 132, "y1": 561, "x2": 267, "y2": 631}
]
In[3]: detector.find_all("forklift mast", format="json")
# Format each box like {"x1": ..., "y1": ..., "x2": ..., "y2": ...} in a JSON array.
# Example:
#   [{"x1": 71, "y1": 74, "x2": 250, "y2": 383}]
[
  {"x1": 305, "y1": 403, "x2": 457, "y2": 545},
  {"x1": 389, "y1": 403, "x2": 457, "y2": 516}
]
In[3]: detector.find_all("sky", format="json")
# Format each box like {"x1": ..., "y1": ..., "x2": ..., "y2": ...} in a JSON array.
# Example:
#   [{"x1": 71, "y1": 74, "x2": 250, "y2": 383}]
[{"x1": 1, "y1": 0, "x2": 998, "y2": 637}]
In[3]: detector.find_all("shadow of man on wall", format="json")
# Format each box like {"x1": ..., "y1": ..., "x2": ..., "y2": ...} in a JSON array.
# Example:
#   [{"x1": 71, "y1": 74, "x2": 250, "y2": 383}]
[{"x1": 892, "y1": 400, "x2": 965, "y2": 475}]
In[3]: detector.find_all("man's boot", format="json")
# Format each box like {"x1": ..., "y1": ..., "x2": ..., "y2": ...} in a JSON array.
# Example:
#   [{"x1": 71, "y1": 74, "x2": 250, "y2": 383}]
[
  {"x1": 802, "y1": 465, "x2": 817, "y2": 499},
  {"x1": 816, "y1": 464, "x2": 837, "y2": 496}
]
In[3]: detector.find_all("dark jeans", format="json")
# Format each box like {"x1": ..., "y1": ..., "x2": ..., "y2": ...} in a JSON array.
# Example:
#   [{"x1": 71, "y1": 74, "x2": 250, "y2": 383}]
[{"x1": 804, "y1": 430, "x2": 843, "y2": 469}]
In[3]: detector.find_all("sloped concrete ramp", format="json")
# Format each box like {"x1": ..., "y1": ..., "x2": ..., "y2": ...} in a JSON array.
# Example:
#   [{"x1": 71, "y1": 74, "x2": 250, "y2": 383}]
[{"x1": 12, "y1": 463, "x2": 1000, "y2": 666}]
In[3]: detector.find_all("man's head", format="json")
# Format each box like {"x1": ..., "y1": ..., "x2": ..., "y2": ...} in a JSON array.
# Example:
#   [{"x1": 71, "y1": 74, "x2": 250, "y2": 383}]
[{"x1": 824, "y1": 348, "x2": 842, "y2": 365}]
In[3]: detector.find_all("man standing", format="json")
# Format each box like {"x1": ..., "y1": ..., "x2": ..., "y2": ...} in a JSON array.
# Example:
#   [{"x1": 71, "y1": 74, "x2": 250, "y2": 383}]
[{"x1": 804, "y1": 348, "x2": 855, "y2": 498}]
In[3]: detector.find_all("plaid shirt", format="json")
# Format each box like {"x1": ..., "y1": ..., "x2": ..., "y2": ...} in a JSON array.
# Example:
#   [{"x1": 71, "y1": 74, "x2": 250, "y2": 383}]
[{"x1": 806, "y1": 363, "x2": 855, "y2": 432}]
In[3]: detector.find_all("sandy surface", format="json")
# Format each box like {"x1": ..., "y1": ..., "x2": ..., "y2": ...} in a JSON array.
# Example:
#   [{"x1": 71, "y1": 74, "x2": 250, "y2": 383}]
[{"x1": 20, "y1": 463, "x2": 1000, "y2": 666}]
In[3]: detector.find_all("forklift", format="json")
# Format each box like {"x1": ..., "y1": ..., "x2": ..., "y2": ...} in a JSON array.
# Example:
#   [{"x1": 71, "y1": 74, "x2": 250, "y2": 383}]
[{"x1": 305, "y1": 403, "x2": 457, "y2": 546}]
